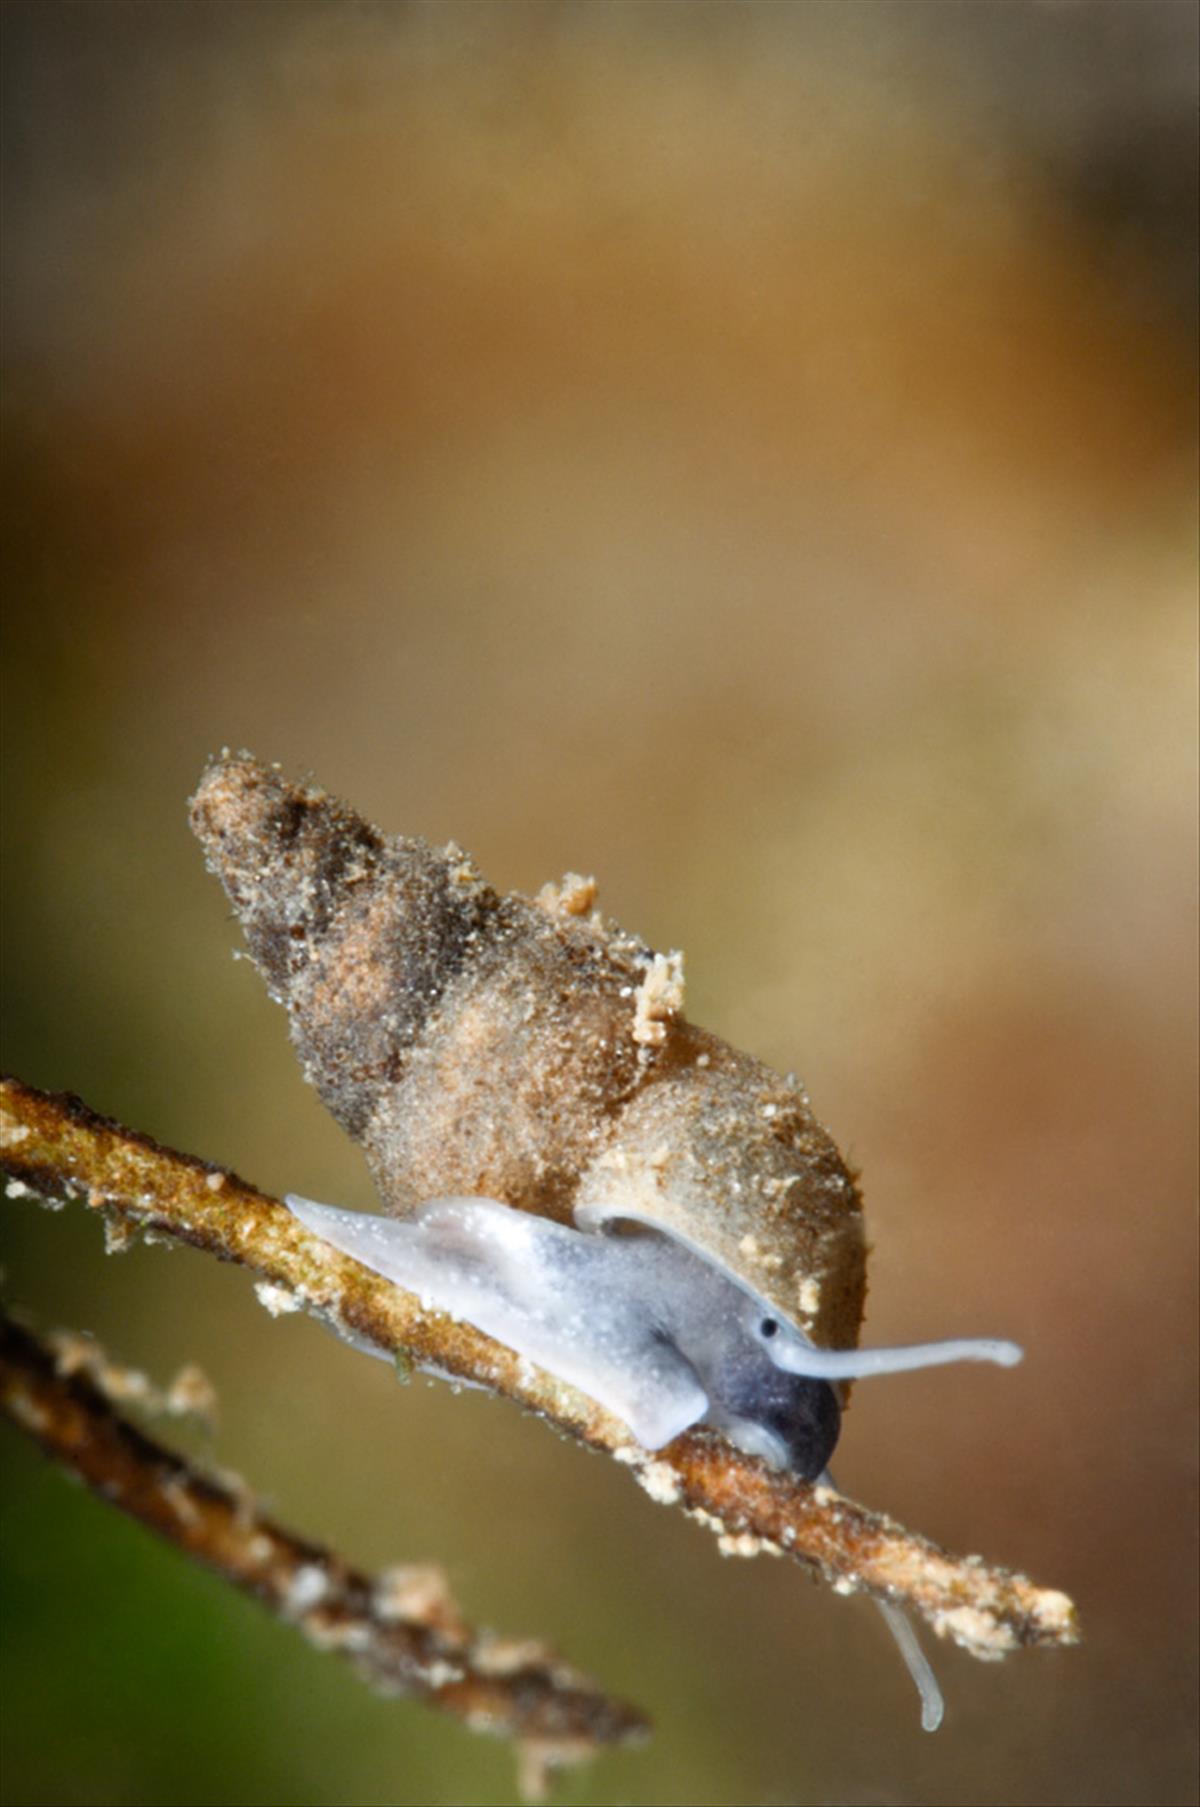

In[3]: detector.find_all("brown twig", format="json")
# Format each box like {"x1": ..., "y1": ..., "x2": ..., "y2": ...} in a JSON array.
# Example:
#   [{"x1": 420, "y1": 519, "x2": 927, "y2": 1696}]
[
  {"x1": 1, "y1": 1075, "x2": 1079, "y2": 1658},
  {"x1": 0, "y1": 1306, "x2": 648, "y2": 1794}
]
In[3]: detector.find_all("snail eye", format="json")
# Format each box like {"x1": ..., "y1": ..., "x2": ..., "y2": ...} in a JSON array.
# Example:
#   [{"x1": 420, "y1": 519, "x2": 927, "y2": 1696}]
[{"x1": 760, "y1": 1318, "x2": 779, "y2": 1340}]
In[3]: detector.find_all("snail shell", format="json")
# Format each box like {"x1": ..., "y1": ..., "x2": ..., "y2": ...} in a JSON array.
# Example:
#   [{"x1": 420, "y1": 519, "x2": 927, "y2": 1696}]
[{"x1": 189, "y1": 754, "x2": 867, "y2": 1356}]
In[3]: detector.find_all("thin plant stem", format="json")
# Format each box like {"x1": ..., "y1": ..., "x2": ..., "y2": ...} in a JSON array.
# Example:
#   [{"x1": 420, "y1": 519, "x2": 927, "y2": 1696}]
[{"x1": 1, "y1": 1075, "x2": 1080, "y2": 1661}]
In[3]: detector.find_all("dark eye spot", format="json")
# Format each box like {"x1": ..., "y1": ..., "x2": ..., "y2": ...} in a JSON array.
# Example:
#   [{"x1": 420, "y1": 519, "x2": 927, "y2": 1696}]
[{"x1": 760, "y1": 1318, "x2": 779, "y2": 1339}]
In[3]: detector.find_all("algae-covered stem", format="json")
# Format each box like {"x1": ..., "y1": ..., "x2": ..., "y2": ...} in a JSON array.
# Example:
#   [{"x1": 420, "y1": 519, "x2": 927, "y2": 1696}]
[
  {"x1": 0, "y1": 1309, "x2": 647, "y2": 1787},
  {"x1": 0, "y1": 1084, "x2": 1076, "y2": 1655}
]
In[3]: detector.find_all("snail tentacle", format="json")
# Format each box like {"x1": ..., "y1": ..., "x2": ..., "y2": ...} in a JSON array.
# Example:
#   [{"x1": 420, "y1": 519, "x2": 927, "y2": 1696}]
[
  {"x1": 876, "y1": 1598, "x2": 946, "y2": 1734},
  {"x1": 819, "y1": 1470, "x2": 945, "y2": 1733},
  {"x1": 767, "y1": 1335, "x2": 1023, "y2": 1380}
]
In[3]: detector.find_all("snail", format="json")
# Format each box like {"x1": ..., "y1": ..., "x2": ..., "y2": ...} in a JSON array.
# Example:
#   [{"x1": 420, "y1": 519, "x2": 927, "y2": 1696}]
[{"x1": 190, "y1": 753, "x2": 1023, "y2": 1732}]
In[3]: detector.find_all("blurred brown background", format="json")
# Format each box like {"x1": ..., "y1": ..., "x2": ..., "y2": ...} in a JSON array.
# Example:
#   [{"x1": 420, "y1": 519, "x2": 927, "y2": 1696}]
[{"x1": 2, "y1": 4, "x2": 1197, "y2": 1804}]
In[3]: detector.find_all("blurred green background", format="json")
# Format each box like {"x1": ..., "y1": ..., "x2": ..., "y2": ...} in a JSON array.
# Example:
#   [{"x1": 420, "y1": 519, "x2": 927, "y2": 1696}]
[{"x1": 2, "y1": 4, "x2": 1197, "y2": 1804}]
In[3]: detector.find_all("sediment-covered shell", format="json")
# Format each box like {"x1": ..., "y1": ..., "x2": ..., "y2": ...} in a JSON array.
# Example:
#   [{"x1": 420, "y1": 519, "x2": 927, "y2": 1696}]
[{"x1": 189, "y1": 754, "x2": 866, "y2": 1351}]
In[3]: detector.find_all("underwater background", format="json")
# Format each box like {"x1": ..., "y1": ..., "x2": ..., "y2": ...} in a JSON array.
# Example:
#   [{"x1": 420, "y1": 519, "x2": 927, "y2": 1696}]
[{"x1": 2, "y1": 5, "x2": 1196, "y2": 1804}]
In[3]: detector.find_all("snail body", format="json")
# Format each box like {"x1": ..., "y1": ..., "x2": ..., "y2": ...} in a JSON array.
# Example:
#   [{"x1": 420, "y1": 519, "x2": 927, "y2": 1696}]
[{"x1": 285, "y1": 1193, "x2": 845, "y2": 1478}]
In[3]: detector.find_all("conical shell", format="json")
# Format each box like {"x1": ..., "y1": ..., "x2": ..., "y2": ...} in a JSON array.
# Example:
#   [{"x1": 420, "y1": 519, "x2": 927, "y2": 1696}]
[{"x1": 190, "y1": 754, "x2": 866, "y2": 1350}]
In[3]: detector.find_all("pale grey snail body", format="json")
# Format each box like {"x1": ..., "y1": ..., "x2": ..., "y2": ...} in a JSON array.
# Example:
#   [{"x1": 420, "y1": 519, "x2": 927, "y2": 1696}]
[
  {"x1": 283, "y1": 1194, "x2": 848, "y2": 1478},
  {"x1": 190, "y1": 753, "x2": 1021, "y2": 1730}
]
